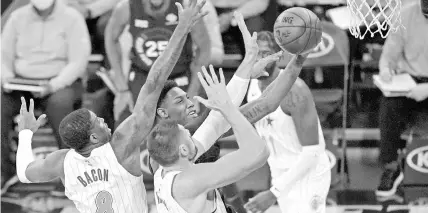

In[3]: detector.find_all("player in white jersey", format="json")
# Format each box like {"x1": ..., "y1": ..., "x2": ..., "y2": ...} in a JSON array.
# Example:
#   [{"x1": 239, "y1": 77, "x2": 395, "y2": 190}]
[
  {"x1": 14, "y1": 1, "x2": 207, "y2": 212},
  {"x1": 243, "y1": 31, "x2": 331, "y2": 213},
  {"x1": 148, "y1": 68, "x2": 270, "y2": 213}
]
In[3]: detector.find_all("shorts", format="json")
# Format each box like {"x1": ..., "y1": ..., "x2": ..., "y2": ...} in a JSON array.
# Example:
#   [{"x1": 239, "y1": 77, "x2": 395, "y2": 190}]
[{"x1": 276, "y1": 152, "x2": 331, "y2": 213}]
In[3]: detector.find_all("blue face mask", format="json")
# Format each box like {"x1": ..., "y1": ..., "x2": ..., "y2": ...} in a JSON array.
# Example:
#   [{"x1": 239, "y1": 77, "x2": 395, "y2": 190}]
[{"x1": 422, "y1": 0, "x2": 428, "y2": 19}]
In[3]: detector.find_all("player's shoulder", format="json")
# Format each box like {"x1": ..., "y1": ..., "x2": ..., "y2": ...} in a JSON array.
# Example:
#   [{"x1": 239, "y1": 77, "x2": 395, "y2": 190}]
[{"x1": 291, "y1": 77, "x2": 310, "y2": 94}]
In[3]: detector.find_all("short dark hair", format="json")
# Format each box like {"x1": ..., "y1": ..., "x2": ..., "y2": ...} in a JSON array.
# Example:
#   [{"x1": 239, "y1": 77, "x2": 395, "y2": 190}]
[
  {"x1": 147, "y1": 120, "x2": 181, "y2": 166},
  {"x1": 257, "y1": 31, "x2": 282, "y2": 53},
  {"x1": 157, "y1": 80, "x2": 178, "y2": 108},
  {"x1": 59, "y1": 109, "x2": 92, "y2": 150}
]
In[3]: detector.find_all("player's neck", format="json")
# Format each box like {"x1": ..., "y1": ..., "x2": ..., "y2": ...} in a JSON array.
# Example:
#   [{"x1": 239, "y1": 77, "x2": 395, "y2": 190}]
[
  {"x1": 259, "y1": 66, "x2": 280, "y2": 91},
  {"x1": 164, "y1": 159, "x2": 192, "y2": 172},
  {"x1": 77, "y1": 143, "x2": 105, "y2": 157}
]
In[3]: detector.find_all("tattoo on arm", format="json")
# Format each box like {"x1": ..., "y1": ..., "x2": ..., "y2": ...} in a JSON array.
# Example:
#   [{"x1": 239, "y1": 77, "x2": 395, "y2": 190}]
[
  {"x1": 240, "y1": 99, "x2": 271, "y2": 124},
  {"x1": 283, "y1": 89, "x2": 306, "y2": 110}
]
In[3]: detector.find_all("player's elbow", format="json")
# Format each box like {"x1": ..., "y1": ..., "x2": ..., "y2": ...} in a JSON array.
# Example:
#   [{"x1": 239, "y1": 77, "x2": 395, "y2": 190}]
[{"x1": 247, "y1": 145, "x2": 270, "y2": 170}]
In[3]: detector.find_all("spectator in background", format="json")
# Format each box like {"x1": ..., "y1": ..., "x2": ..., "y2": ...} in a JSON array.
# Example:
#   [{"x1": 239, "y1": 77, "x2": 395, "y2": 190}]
[
  {"x1": 1, "y1": 0, "x2": 91, "y2": 192},
  {"x1": 376, "y1": 0, "x2": 428, "y2": 197},
  {"x1": 212, "y1": 0, "x2": 269, "y2": 55},
  {"x1": 65, "y1": 0, "x2": 119, "y2": 55}
]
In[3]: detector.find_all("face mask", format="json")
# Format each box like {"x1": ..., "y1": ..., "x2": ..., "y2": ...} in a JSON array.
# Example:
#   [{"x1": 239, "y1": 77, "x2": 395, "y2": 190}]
[
  {"x1": 422, "y1": 0, "x2": 428, "y2": 19},
  {"x1": 31, "y1": 0, "x2": 55, "y2": 10}
]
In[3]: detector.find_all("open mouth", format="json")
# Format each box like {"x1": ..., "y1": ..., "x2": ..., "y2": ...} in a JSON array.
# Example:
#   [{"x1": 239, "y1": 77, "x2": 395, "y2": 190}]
[{"x1": 188, "y1": 110, "x2": 198, "y2": 117}]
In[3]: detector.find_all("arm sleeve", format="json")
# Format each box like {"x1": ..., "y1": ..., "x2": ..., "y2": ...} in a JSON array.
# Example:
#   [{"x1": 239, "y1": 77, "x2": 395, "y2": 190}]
[
  {"x1": 16, "y1": 129, "x2": 35, "y2": 183},
  {"x1": 193, "y1": 75, "x2": 250, "y2": 151}
]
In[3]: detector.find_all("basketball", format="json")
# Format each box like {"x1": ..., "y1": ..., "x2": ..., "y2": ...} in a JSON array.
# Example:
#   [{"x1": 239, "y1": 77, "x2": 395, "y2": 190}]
[{"x1": 273, "y1": 7, "x2": 322, "y2": 54}]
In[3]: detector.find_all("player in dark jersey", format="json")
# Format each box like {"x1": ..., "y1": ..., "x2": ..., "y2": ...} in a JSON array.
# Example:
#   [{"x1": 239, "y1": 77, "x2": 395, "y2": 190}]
[{"x1": 105, "y1": 0, "x2": 211, "y2": 125}]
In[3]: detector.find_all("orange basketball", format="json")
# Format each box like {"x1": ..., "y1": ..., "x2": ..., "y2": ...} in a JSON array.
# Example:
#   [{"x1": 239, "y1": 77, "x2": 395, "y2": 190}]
[{"x1": 273, "y1": 7, "x2": 322, "y2": 54}]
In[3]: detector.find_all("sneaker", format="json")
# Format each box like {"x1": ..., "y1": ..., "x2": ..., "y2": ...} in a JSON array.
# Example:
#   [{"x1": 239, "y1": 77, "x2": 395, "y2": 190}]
[{"x1": 375, "y1": 162, "x2": 404, "y2": 197}]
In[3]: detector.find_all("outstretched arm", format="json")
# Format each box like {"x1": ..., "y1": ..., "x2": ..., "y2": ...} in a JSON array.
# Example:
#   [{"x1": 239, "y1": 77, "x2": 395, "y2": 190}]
[
  {"x1": 110, "y1": 0, "x2": 208, "y2": 157},
  {"x1": 16, "y1": 98, "x2": 67, "y2": 183}
]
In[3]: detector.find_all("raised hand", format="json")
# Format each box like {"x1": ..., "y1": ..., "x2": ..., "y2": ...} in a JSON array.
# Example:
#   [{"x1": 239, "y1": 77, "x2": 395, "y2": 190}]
[
  {"x1": 18, "y1": 97, "x2": 46, "y2": 133},
  {"x1": 235, "y1": 11, "x2": 258, "y2": 60},
  {"x1": 251, "y1": 51, "x2": 283, "y2": 79},
  {"x1": 176, "y1": 0, "x2": 208, "y2": 30},
  {"x1": 194, "y1": 65, "x2": 232, "y2": 112}
]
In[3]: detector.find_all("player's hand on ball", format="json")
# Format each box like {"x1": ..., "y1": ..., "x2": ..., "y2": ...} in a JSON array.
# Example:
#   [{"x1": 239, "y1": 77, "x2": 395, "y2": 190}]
[
  {"x1": 194, "y1": 65, "x2": 232, "y2": 112},
  {"x1": 244, "y1": 190, "x2": 276, "y2": 213},
  {"x1": 235, "y1": 11, "x2": 258, "y2": 61},
  {"x1": 176, "y1": 0, "x2": 208, "y2": 29},
  {"x1": 18, "y1": 97, "x2": 46, "y2": 133},
  {"x1": 251, "y1": 51, "x2": 283, "y2": 79}
]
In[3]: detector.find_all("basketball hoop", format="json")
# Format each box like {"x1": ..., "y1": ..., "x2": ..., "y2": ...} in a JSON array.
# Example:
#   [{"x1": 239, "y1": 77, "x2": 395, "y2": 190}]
[{"x1": 347, "y1": 0, "x2": 404, "y2": 39}]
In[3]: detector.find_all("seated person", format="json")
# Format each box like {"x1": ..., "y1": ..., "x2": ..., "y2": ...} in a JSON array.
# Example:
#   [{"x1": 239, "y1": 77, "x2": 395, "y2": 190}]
[
  {"x1": 211, "y1": 0, "x2": 269, "y2": 55},
  {"x1": 376, "y1": 0, "x2": 428, "y2": 197},
  {"x1": 65, "y1": 0, "x2": 119, "y2": 54},
  {"x1": 1, "y1": 0, "x2": 91, "y2": 191}
]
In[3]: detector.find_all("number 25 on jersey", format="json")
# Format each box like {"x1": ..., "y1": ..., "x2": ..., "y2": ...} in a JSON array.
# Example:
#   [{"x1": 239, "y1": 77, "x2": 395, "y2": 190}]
[{"x1": 145, "y1": 40, "x2": 168, "y2": 58}]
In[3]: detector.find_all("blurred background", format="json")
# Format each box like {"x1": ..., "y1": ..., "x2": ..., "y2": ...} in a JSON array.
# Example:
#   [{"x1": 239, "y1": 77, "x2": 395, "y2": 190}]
[{"x1": 1, "y1": 0, "x2": 428, "y2": 212}]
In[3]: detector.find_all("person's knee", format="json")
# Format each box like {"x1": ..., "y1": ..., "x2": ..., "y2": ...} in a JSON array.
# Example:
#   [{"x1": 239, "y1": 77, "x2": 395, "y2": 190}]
[{"x1": 47, "y1": 87, "x2": 82, "y2": 110}]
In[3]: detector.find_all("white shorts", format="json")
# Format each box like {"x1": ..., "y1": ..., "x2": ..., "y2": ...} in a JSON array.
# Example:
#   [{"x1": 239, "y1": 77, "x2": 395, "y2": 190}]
[{"x1": 276, "y1": 152, "x2": 331, "y2": 213}]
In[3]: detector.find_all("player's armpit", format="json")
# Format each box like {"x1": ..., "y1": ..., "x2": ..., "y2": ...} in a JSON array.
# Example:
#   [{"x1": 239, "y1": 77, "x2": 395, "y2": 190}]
[
  {"x1": 280, "y1": 78, "x2": 319, "y2": 146},
  {"x1": 173, "y1": 147, "x2": 269, "y2": 199},
  {"x1": 25, "y1": 149, "x2": 69, "y2": 183}
]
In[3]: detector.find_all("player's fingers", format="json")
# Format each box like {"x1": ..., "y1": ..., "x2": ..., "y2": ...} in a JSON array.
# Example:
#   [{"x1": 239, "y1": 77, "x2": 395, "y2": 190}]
[
  {"x1": 201, "y1": 66, "x2": 214, "y2": 85},
  {"x1": 175, "y1": 2, "x2": 184, "y2": 14},
  {"x1": 252, "y1": 31, "x2": 258, "y2": 40},
  {"x1": 235, "y1": 12, "x2": 249, "y2": 36},
  {"x1": 219, "y1": 68, "x2": 225, "y2": 84},
  {"x1": 193, "y1": 96, "x2": 209, "y2": 107},
  {"x1": 196, "y1": 0, "x2": 206, "y2": 11},
  {"x1": 197, "y1": 72, "x2": 210, "y2": 91},
  {"x1": 208, "y1": 65, "x2": 219, "y2": 84},
  {"x1": 189, "y1": 0, "x2": 197, "y2": 8},
  {"x1": 197, "y1": 10, "x2": 209, "y2": 19},
  {"x1": 37, "y1": 114, "x2": 47, "y2": 124},
  {"x1": 261, "y1": 71, "x2": 269, "y2": 77},
  {"x1": 20, "y1": 97, "x2": 27, "y2": 114},
  {"x1": 182, "y1": 0, "x2": 189, "y2": 8},
  {"x1": 29, "y1": 98, "x2": 35, "y2": 115}
]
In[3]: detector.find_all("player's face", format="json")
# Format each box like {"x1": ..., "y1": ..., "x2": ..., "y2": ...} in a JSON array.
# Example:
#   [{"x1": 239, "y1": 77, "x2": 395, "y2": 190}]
[
  {"x1": 177, "y1": 125, "x2": 198, "y2": 161},
  {"x1": 256, "y1": 40, "x2": 277, "y2": 79},
  {"x1": 89, "y1": 111, "x2": 112, "y2": 143},
  {"x1": 159, "y1": 87, "x2": 198, "y2": 125}
]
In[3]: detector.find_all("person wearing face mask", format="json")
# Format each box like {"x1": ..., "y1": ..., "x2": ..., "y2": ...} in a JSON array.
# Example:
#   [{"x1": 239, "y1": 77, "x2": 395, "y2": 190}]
[
  {"x1": 376, "y1": 0, "x2": 428, "y2": 197},
  {"x1": 1, "y1": 0, "x2": 91, "y2": 194}
]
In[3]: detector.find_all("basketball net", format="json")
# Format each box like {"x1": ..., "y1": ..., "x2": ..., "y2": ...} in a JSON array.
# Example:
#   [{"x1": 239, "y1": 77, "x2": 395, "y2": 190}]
[{"x1": 347, "y1": 0, "x2": 405, "y2": 39}]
